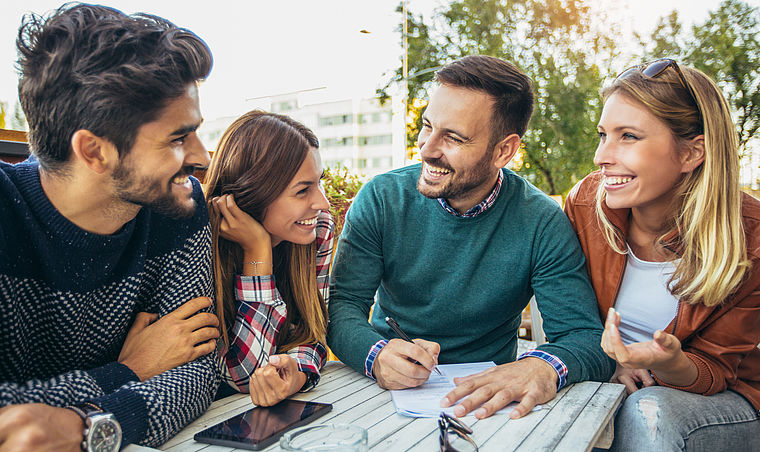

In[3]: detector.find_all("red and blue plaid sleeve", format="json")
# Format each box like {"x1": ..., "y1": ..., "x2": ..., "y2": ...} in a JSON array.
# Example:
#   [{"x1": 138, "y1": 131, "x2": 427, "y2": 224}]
[
  {"x1": 221, "y1": 210, "x2": 335, "y2": 393},
  {"x1": 315, "y1": 210, "x2": 334, "y2": 304},
  {"x1": 518, "y1": 349, "x2": 569, "y2": 390},
  {"x1": 222, "y1": 274, "x2": 285, "y2": 392},
  {"x1": 365, "y1": 339, "x2": 388, "y2": 378},
  {"x1": 286, "y1": 342, "x2": 328, "y2": 391}
]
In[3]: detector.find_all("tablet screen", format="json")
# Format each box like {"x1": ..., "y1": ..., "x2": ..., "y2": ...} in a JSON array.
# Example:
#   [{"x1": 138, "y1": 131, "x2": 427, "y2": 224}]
[{"x1": 195, "y1": 399, "x2": 332, "y2": 450}]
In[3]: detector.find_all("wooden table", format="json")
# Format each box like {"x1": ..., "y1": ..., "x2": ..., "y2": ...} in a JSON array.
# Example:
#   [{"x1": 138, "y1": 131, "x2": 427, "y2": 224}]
[{"x1": 159, "y1": 361, "x2": 625, "y2": 452}]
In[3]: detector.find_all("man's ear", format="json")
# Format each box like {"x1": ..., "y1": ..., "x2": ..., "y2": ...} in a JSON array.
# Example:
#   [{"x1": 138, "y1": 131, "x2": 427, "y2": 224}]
[
  {"x1": 681, "y1": 135, "x2": 705, "y2": 173},
  {"x1": 70, "y1": 129, "x2": 118, "y2": 174},
  {"x1": 492, "y1": 133, "x2": 521, "y2": 168}
]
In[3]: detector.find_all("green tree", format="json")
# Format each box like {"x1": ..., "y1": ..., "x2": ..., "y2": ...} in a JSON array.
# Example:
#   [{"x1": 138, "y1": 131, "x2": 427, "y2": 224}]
[
  {"x1": 689, "y1": 0, "x2": 759, "y2": 154},
  {"x1": 637, "y1": 11, "x2": 686, "y2": 60},
  {"x1": 10, "y1": 102, "x2": 28, "y2": 131},
  {"x1": 381, "y1": 0, "x2": 619, "y2": 195},
  {"x1": 323, "y1": 165, "x2": 364, "y2": 236},
  {"x1": 640, "y1": 0, "x2": 760, "y2": 156},
  {"x1": 0, "y1": 102, "x2": 6, "y2": 129}
]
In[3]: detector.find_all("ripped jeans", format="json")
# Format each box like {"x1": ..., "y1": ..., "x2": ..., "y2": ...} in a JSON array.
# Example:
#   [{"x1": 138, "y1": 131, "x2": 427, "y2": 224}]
[{"x1": 611, "y1": 386, "x2": 760, "y2": 451}]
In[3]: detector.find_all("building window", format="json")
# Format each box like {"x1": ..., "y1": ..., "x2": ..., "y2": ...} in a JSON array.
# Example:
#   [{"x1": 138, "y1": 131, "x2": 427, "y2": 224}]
[
  {"x1": 318, "y1": 114, "x2": 354, "y2": 127},
  {"x1": 323, "y1": 137, "x2": 354, "y2": 148},
  {"x1": 357, "y1": 158, "x2": 367, "y2": 169},
  {"x1": 358, "y1": 135, "x2": 392, "y2": 146},
  {"x1": 275, "y1": 101, "x2": 295, "y2": 112}
]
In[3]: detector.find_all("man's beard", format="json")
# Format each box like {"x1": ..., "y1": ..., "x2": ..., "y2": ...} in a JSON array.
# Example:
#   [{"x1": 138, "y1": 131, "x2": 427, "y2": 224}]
[
  {"x1": 417, "y1": 148, "x2": 494, "y2": 201},
  {"x1": 112, "y1": 161, "x2": 196, "y2": 219}
]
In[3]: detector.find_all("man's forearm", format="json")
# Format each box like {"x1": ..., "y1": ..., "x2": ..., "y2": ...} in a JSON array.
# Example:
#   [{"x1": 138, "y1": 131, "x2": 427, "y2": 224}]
[
  {"x1": 327, "y1": 297, "x2": 386, "y2": 374},
  {"x1": 97, "y1": 350, "x2": 219, "y2": 447},
  {"x1": 0, "y1": 361, "x2": 137, "y2": 407}
]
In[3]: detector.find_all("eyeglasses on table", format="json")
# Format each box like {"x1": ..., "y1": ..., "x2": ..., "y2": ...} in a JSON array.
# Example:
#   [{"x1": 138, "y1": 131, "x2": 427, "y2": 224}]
[{"x1": 438, "y1": 412, "x2": 478, "y2": 452}]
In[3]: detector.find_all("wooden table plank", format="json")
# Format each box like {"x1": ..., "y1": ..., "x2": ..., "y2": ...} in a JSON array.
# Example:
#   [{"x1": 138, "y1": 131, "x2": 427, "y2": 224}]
[
  {"x1": 162, "y1": 394, "x2": 251, "y2": 450},
  {"x1": 159, "y1": 363, "x2": 625, "y2": 452},
  {"x1": 478, "y1": 385, "x2": 576, "y2": 451},
  {"x1": 365, "y1": 410, "x2": 417, "y2": 448},
  {"x1": 323, "y1": 390, "x2": 393, "y2": 426},
  {"x1": 554, "y1": 383, "x2": 625, "y2": 451},
  {"x1": 374, "y1": 417, "x2": 443, "y2": 451},
  {"x1": 516, "y1": 382, "x2": 602, "y2": 450}
]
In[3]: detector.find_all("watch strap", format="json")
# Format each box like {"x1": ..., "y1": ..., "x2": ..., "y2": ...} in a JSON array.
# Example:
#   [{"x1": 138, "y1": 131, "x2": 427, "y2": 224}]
[{"x1": 65, "y1": 402, "x2": 105, "y2": 452}]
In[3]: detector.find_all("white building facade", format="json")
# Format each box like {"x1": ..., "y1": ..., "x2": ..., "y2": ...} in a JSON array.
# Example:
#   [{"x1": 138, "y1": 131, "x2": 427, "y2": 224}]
[{"x1": 199, "y1": 90, "x2": 407, "y2": 179}]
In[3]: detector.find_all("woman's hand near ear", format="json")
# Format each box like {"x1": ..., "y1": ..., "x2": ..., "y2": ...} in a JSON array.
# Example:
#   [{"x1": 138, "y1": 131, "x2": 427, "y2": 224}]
[{"x1": 211, "y1": 194, "x2": 273, "y2": 276}]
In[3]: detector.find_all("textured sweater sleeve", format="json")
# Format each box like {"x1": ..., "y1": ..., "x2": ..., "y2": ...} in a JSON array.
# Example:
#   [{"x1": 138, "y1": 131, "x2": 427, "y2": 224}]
[
  {"x1": 327, "y1": 182, "x2": 388, "y2": 374},
  {"x1": 530, "y1": 209, "x2": 616, "y2": 384},
  {"x1": 93, "y1": 223, "x2": 219, "y2": 447},
  {"x1": 0, "y1": 224, "x2": 218, "y2": 448},
  {"x1": 0, "y1": 363, "x2": 139, "y2": 406}
]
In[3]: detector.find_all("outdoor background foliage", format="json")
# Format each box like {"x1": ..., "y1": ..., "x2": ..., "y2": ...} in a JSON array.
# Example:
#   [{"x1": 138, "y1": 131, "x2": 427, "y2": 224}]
[
  {"x1": 380, "y1": 0, "x2": 760, "y2": 196},
  {"x1": 323, "y1": 165, "x2": 364, "y2": 236}
]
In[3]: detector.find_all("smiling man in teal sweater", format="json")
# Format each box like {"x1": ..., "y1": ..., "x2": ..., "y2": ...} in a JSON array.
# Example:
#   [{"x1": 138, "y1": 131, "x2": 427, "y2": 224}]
[{"x1": 327, "y1": 55, "x2": 614, "y2": 420}]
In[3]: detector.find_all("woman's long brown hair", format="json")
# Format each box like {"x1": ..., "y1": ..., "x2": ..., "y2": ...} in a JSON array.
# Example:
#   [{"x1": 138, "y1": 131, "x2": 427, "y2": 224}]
[{"x1": 204, "y1": 110, "x2": 328, "y2": 351}]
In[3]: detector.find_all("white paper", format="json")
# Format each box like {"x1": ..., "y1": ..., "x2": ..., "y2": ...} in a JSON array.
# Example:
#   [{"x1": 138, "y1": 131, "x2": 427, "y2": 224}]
[{"x1": 390, "y1": 361, "x2": 541, "y2": 418}]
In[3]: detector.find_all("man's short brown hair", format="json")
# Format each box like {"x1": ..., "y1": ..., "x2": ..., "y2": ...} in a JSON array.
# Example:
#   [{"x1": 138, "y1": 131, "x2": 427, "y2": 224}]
[{"x1": 435, "y1": 55, "x2": 534, "y2": 148}]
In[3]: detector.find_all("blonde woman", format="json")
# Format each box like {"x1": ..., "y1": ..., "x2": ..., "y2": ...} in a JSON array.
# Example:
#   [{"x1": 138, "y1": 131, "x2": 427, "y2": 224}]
[
  {"x1": 204, "y1": 111, "x2": 333, "y2": 406},
  {"x1": 564, "y1": 59, "x2": 760, "y2": 450}
]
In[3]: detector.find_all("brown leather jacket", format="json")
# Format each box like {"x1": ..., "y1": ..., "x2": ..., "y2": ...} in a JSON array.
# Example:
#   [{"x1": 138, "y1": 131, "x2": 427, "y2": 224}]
[{"x1": 564, "y1": 171, "x2": 760, "y2": 411}]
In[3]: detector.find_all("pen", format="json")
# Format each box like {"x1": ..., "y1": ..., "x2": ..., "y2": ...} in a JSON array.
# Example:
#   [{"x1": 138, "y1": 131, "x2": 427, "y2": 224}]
[{"x1": 385, "y1": 316, "x2": 443, "y2": 376}]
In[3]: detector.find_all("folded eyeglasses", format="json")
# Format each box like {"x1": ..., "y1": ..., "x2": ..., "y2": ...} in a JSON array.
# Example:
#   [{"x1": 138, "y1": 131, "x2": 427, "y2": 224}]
[{"x1": 438, "y1": 412, "x2": 478, "y2": 452}]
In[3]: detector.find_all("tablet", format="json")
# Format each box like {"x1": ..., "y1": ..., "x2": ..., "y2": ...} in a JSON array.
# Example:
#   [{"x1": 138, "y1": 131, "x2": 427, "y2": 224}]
[{"x1": 194, "y1": 399, "x2": 333, "y2": 450}]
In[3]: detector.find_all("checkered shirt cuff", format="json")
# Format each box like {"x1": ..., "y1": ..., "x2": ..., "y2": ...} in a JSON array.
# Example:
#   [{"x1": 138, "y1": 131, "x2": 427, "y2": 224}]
[
  {"x1": 365, "y1": 339, "x2": 388, "y2": 379},
  {"x1": 235, "y1": 274, "x2": 281, "y2": 305},
  {"x1": 518, "y1": 349, "x2": 568, "y2": 390},
  {"x1": 287, "y1": 342, "x2": 328, "y2": 392}
]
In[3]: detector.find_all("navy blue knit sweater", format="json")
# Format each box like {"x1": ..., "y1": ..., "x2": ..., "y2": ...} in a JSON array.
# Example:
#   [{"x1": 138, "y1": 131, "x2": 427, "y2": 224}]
[{"x1": 0, "y1": 160, "x2": 218, "y2": 447}]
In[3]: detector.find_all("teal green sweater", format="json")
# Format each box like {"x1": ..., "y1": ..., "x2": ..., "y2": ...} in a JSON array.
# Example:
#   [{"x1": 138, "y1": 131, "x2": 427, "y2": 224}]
[{"x1": 327, "y1": 165, "x2": 614, "y2": 384}]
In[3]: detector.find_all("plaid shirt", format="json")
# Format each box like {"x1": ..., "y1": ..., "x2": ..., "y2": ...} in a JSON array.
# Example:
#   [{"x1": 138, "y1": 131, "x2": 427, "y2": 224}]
[
  {"x1": 437, "y1": 169, "x2": 504, "y2": 217},
  {"x1": 222, "y1": 210, "x2": 334, "y2": 392}
]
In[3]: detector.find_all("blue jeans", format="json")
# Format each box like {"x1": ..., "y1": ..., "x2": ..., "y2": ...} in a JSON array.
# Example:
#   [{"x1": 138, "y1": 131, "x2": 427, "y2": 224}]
[{"x1": 610, "y1": 386, "x2": 760, "y2": 451}]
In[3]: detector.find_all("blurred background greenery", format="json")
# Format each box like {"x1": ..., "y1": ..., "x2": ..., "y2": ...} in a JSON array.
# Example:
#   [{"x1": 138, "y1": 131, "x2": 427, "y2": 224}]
[{"x1": 379, "y1": 0, "x2": 759, "y2": 197}]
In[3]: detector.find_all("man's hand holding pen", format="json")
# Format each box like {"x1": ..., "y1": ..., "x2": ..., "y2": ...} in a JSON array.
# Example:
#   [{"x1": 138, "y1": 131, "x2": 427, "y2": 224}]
[{"x1": 373, "y1": 337, "x2": 441, "y2": 389}]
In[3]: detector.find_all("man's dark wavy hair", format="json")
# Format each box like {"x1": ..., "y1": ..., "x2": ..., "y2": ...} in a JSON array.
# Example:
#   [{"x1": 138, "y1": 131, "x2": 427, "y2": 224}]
[{"x1": 16, "y1": 3, "x2": 213, "y2": 172}]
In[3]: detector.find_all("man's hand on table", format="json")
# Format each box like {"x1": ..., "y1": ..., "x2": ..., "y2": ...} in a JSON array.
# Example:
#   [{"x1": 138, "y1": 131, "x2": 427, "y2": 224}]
[
  {"x1": 0, "y1": 404, "x2": 84, "y2": 451},
  {"x1": 373, "y1": 338, "x2": 440, "y2": 390},
  {"x1": 441, "y1": 357, "x2": 558, "y2": 419}
]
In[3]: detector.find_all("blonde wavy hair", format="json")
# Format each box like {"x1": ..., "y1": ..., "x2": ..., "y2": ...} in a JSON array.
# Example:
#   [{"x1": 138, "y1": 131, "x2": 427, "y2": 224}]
[{"x1": 595, "y1": 63, "x2": 750, "y2": 307}]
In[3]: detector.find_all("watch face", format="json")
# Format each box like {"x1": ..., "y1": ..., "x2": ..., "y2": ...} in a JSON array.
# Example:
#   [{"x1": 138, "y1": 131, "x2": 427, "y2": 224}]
[{"x1": 88, "y1": 415, "x2": 122, "y2": 452}]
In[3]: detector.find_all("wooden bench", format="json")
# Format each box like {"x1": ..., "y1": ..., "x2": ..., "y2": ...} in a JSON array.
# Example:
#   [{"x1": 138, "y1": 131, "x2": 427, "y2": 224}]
[{"x1": 0, "y1": 129, "x2": 29, "y2": 164}]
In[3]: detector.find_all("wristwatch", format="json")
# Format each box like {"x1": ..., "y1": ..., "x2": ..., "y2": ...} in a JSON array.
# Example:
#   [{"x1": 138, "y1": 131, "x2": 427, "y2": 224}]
[{"x1": 66, "y1": 402, "x2": 122, "y2": 452}]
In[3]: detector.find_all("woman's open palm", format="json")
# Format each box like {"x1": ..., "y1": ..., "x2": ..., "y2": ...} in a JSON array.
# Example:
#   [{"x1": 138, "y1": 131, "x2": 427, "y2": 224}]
[{"x1": 601, "y1": 308, "x2": 683, "y2": 370}]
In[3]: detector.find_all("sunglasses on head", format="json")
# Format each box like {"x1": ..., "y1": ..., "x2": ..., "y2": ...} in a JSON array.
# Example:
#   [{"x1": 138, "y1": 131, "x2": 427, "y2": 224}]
[{"x1": 616, "y1": 58, "x2": 702, "y2": 122}]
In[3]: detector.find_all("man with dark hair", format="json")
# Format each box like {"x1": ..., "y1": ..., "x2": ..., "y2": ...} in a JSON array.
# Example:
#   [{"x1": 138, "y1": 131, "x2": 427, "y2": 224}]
[
  {"x1": 328, "y1": 55, "x2": 614, "y2": 419},
  {"x1": 0, "y1": 4, "x2": 220, "y2": 450}
]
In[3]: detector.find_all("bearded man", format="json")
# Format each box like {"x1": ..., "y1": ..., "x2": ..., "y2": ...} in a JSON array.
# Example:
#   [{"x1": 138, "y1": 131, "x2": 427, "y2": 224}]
[
  {"x1": 0, "y1": 4, "x2": 220, "y2": 450},
  {"x1": 327, "y1": 55, "x2": 614, "y2": 420}
]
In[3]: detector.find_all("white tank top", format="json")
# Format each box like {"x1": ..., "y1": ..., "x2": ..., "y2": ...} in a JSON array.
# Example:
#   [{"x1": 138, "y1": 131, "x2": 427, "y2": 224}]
[{"x1": 614, "y1": 245, "x2": 679, "y2": 345}]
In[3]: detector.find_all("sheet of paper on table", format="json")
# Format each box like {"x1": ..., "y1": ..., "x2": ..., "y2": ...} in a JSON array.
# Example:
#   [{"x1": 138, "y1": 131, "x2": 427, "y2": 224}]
[{"x1": 390, "y1": 361, "x2": 542, "y2": 418}]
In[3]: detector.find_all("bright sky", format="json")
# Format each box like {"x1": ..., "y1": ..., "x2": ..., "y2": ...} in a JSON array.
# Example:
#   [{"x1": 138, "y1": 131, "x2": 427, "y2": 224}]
[{"x1": 0, "y1": 0, "x2": 747, "y2": 123}]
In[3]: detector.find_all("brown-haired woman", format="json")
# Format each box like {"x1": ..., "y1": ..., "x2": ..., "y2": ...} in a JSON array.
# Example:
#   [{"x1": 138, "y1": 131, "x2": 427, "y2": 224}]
[{"x1": 204, "y1": 110, "x2": 333, "y2": 406}]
